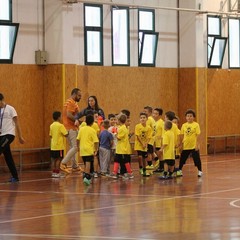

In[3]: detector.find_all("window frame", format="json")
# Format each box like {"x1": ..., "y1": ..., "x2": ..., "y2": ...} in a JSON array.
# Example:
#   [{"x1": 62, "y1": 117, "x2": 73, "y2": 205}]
[
  {"x1": 111, "y1": 6, "x2": 130, "y2": 66},
  {"x1": 84, "y1": 3, "x2": 103, "y2": 66},
  {"x1": 0, "y1": 22, "x2": 19, "y2": 64},
  {"x1": 208, "y1": 37, "x2": 227, "y2": 68},
  {"x1": 207, "y1": 15, "x2": 221, "y2": 66}
]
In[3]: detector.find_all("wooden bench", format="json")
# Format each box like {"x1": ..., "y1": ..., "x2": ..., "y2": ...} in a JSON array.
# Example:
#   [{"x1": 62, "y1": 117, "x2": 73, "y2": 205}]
[
  {"x1": 0, "y1": 147, "x2": 50, "y2": 171},
  {"x1": 208, "y1": 135, "x2": 240, "y2": 154}
]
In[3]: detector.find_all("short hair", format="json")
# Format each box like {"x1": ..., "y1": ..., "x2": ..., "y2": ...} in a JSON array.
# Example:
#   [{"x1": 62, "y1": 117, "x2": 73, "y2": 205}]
[
  {"x1": 121, "y1": 109, "x2": 130, "y2": 117},
  {"x1": 85, "y1": 109, "x2": 94, "y2": 115},
  {"x1": 144, "y1": 106, "x2": 153, "y2": 113},
  {"x1": 165, "y1": 120, "x2": 172, "y2": 130},
  {"x1": 0, "y1": 93, "x2": 4, "y2": 101},
  {"x1": 86, "y1": 114, "x2": 94, "y2": 125},
  {"x1": 173, "y1": 115, "x2": 180, "y2": 121},
  {"x1": 185, "y1": 109, "x2": 196, "y2": 118},
  {"x1": 165, "y1": 111, "x2": 175, "y2": 121},
  {"x1": 108, "y1": 113, "x2": 116, "y2": 119},
  {"x1": 103, "y1": 119, "x2": 110, "y2": 129},
  {"x1": 71, "y1": 88, "x2": 80, "y2": 95},
  {"x1": 53, "y1": 111, "x2": 61, "y2": 121},
  {"x1": 118, "y1": 114, "x2": 127, "y2": 124},
  {"x1": 140, "y1": 112, "x2": 148, "y2": 118},
  {"x1": 154, "y1": 108, "x2": 163, "y2": 116}
]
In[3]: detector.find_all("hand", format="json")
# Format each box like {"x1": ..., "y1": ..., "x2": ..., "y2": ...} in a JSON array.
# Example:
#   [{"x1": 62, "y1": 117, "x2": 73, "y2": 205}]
[
  {"x1": 74, "y1": 120, "x2": 80, "y2": 127},
  {"x1": 19, "y1": 137, "x2": 25, "y2": 144}
]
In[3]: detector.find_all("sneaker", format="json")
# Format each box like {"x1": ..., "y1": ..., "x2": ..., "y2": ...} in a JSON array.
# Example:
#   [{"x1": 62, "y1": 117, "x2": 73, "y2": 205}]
[
  {"x1": 51, "y1": 172, "x2": 57, "y2": 178},
  {"x1": 176, "y1": 170, "x2": 183, "y2": 177},
  {"x1": 109, "y1": 173, "x2": 118, "y2": 179},
  {"x1": 198, "y1": 171, "x2": 203, "y2": 177},
  {"x1": 128, "y1": 173, "x2": 134, "y2": 179},
  {"x1": 139, "y1": 169, "x2": 143, "y2": 175},
  {"x1": 146, "y1": 164, "x2": 154, "y2": 170},
  {"x1": 60, "y1": 163, "x2": 70, "y2": 174},
  {"x1": 154, "y1": 159, "x2": 160, "y2": 169},
  {"x1": 159, "y1": 175, "x2": 168, "y2": 180},
  {"x1": 83, "y1": 177, "x2": 91, "y2": 186},
  {"x1": 123, "y1": 173, "x2": 134, "y2": 179},
  {"x1": 93, "y1": 172, "x2": 98, "y2": 178},
  {"x1": 72, "y1": 166, "x2": 83, "y2": 172},
  {"x1": 8, "y1": 177, "x2": 19, "y2": 183},
  {"x1": 153, "y1": 168, "x2": 164, "y2": 173},
  {"x1": 167, "y1": 175, "x2": 173, "y2": 179},
  {"x1": 142, "y1": 172, "x2": 150, "y2": 177}
]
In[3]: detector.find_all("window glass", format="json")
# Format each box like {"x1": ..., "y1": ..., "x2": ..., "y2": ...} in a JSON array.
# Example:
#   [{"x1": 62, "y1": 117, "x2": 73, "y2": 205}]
[
  {"x1": 112, "y1": 8, "x2": 129, "y2": 65},
  {"x1": 139, "y1": 11, "x2": 153, "y2": 31},
  {"x1": 208, "y1": 16, "x2": 220, "y2": 36},
  {"x1": 85, "y1": 6, "x2": 101, "y2": 27},
  {"x1": 0, "y1": 0, "x2": 10, "y2": 21},
  {"x1": 86, "y1": 31, "x2": 101, "y2": 62},
  {"x1": 229, "y1": 18, "x2": 240, "y2": 68}
]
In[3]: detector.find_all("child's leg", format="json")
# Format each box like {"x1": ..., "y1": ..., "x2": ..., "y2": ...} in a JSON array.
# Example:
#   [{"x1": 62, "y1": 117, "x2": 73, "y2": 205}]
[
  {"x1": 146, "y1": 144, "x2": 153, "y2": 167},
  {"x1": 82, "y1": 156, "x2": 93, "y2": 185},
  {"x1": 55, "y1": 158, "x2": 61, "y2": 173},
  {"x1": 124, "y1": 155, "x2": 132, "y2": 174},
  {"x1": 192, "y1": 150, "x2": 202, "y2": 171},
  {"x1": 178, "y1": 150, "x2": 190, "y2": 170},
  {"x1": 51, "y1": 157, "x2": 56, "y2": 174}
]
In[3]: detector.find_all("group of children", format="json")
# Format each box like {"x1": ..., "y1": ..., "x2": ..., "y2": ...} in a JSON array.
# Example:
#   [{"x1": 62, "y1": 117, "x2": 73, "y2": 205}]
[{"x1": 49, "y1": 106, "x2": 203, "y2": 185}]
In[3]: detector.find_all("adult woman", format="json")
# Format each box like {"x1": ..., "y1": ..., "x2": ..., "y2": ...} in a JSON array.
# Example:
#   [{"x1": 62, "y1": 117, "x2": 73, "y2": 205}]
[{"x1": 76, "y1": 95, "x2": 105, "y2": 120}]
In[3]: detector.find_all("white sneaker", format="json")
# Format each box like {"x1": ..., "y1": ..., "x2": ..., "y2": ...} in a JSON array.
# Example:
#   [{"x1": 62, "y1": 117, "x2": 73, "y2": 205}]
[{"x1": 198, "y1": 171, "x2": 203, "y2": 177}]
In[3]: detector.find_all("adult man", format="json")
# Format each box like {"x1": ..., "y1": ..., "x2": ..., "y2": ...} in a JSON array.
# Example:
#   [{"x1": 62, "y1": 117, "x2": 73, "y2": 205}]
[
  {"x1": 60, "y1": 88, "x2": 82, "y2": 173},
  {"x1": 0, "y1": 93, "x2": 25, "y2": 182}
]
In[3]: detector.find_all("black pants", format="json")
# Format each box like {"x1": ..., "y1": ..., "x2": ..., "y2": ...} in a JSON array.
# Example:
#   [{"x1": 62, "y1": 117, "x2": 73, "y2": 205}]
[
  {"x1": 0, "y1": 135, "x2": 19, "y2": 180},
  {"x1": 179, "y1": 149, "x2": 202, "y2": 171}
]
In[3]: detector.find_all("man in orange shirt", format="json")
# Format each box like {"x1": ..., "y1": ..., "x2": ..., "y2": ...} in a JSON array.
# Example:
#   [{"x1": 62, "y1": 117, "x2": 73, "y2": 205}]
[{"x1": 60, "y1": 88, "x2": 82, "y2": 173}]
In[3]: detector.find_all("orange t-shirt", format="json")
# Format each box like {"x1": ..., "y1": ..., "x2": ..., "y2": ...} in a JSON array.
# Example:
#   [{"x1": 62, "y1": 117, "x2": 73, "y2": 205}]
[{"x1": 62, "y1": 98, "x2": 79, "y2": 131}]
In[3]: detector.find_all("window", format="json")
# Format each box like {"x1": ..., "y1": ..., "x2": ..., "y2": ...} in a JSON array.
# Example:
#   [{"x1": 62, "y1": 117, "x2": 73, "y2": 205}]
[
  {"x1": 0, "y1": 0, "x2": 11, "y2": 22},
  {"x1": 84, "y1": 4, "x2": 103, "y2": 65},
  {"x1": 112, "y1": 7, "x2": 130, "y2": 66},
  {"x1": 0, "y1": 1, "x2": 19, "y2": 64},
  {"x1": 138, "y1": 9, "x2": 158, "y2": 67},
  {"x1": 229, "y1": 18, "x2": 240, "y2": 68},
  {"x1": 207, "y1": 15, "x2": 227, "y2": 68}
]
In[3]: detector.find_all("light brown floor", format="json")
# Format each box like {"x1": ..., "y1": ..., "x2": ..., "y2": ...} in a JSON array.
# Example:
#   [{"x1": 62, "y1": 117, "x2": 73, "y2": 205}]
[{"x1": 0, "y1": 153, "x2": 240, "y2": 240}]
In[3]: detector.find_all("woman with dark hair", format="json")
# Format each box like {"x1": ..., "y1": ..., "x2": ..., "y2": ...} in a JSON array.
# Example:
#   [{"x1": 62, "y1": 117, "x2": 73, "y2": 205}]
[{"x1": 75, "y1": 95, "x2": 105, "y2": 121}]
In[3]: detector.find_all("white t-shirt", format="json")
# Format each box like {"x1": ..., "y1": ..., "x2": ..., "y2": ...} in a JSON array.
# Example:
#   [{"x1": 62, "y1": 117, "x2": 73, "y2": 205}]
[{"x1": 0, "y1": 105, "x2": 17, "y2": 136}]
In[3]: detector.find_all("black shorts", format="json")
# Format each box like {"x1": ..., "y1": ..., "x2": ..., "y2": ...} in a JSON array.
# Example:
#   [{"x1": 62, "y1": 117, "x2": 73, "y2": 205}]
[
  {"x1": 82, "y1": 156, "x2": 94, "y2": 163},
  {"x1": 155, "y1": 147, "x2": 161, "y2": 151},
  {"x1": 137, "y1": 151, "x2": 148, "y2": 158},
  {"x1": 164, "y1": 159, "x2": 175, "y2": 166},
  {"x1": 147, "y1": 144, "x2": 154, "y2": 154},
  {"x1": 51, "y1": 150, "x2": 64, "y2": 159}
]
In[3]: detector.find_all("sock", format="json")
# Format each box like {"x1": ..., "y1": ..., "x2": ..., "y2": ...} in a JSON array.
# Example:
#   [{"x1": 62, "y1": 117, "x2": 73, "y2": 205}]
[
  {"x1": 113, "y1": 162, "x2": 119, "y2": 174},
  {"x1": 125, "y1": 162, "x2": 132, "y2": 173},
  {"x1": 154, "y1": 157, "x2": 158, "y2": 161},
  {"x1": 169, "y1": 171, "x2": 173, "y2": 176},
  {"x1": 148, "y1": 161, "x2": 152, "y2": 166},
  {"x1": 164, "y1": 171, "x2": 168, "y2": 176}
]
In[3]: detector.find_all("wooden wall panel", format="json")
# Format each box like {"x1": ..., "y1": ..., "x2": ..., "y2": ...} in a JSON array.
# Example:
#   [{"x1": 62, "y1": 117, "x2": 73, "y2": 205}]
[
  {"x1": 0, "y1": 64, "x2": 44, "y2": 149},
  {"x1": 207, "y1": 69, "x2": 240, "y2": 136},
  {"x1": 76, "y1": 66, "x2": 178, "y2": 130},
  {"x1": 43, "y1": 64, "x2": 64, "y2": 146}
]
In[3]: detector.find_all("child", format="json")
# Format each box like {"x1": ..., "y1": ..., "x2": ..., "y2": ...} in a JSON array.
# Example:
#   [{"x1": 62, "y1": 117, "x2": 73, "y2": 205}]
[
  {"x1": 177, "y1": 109, "x2": 203, "y2": 177},
  {"x1": 159, "y1": 120, "x2": 175, "y2": 179},
  {"x1": 49, "y1": 111, "x2": 68, "y2": 178},
  {"x1": 108, "y1": 113, "x2": 118, "y2": 162},
  {"x1": 134, "y1": 112, "x2": 152, "y2": 177},
  {"x1": 143, "y1": 106, "x2": 156, "y2": 169},
  {"x1": 76, "y1": 114, "x2": 99, "y2": 185},
  {"x1": 172, "y1": 115, "x2": 181, "y2": 173},
  {"x1": 99, "y1": 119, "x2": 113, "y2": 175},
  {"x1": 152, "y1": 108, "x2": 164, "y2": 172},
  {"x1": 110, "y1": 114, "x2": 134, "y2": 179}
]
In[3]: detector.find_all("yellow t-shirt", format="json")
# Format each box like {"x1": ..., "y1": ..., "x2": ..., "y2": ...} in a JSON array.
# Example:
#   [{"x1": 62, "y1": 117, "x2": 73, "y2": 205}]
[
  {"x1": 155, "y1": 118, "x2": 164, "y2": 148},
  {"x1": 116, "y1": 124, "x2": 129, "y2": 154},
  {"x1": 80, "y1": 121, "x2": 100, "y2": 136},
  {"x1": 175, "y1": 127, "x2": 181, "y2": 156},
  {"x1": 77, "y1": 125, "x2": 99, "y2": 156},
  {"x1": 126, "y1": 127, "x2": 132, "y2": 155},
  {"x1": 134, "y1": 123, "x2": 152, "y2": 152},
  {"x1": 146, "y1": 116, "x2": 156, "y2": 146},
  {"x1": 181, "y1": 121, "x2": 200, "y2": 150},
  {"x1": 49, "y1": 122, "x2": 68, "y2": 150},
  {"x1": 163, "y1": 122, "x2": 180, "y2": 147},
  {"x1": 162, "y1": 130, "x2": 175, "y2": 160}
]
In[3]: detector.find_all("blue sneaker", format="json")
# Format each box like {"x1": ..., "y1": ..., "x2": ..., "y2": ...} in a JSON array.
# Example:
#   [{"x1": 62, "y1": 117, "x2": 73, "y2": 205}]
[{"x1": 8, "y1": 177, "x2": 19, "y2": 183}]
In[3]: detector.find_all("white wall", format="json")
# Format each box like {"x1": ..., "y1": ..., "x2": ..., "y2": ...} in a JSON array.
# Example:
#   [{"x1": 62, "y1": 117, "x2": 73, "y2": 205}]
[{"x1": 12, "y1": 0, "x2": 229, "y2": 68}]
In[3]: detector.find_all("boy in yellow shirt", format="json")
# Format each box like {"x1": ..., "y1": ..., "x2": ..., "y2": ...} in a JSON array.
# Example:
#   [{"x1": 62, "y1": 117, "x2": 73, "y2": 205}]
[
  {"x1": 134, "y1": 112, "x2": 152, "y2": 177},
  {"x1": 177, "y1": 109, "x2": 203, "y2": 177},
  {"x1": 77, "y1": 114, "x2": 99, "y2": 185},
  {"x1": 159, "y1": 120, "x2": 175, "y2": 179},
  {"x1": 110, "y1": 114, "x2": 134, "y2": 179},
  {"x1": 49, "y1": 111, "x2": 68, "y2": 178}
]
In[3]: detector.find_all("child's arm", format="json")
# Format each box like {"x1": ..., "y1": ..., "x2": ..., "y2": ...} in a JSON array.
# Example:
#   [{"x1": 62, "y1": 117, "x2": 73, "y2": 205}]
[
  {"x1": 195, "y1": 134, "x2": 200, "y2": 150},
  {"x1": 159, "y1": 144, "x2": 167, "y2": 152},
  {"x1": 94, "y1": 142, "x2": 99, "y2": 155},
  {"x1": 136, "y1": 135, "x2": 147, "y2": 149}
]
